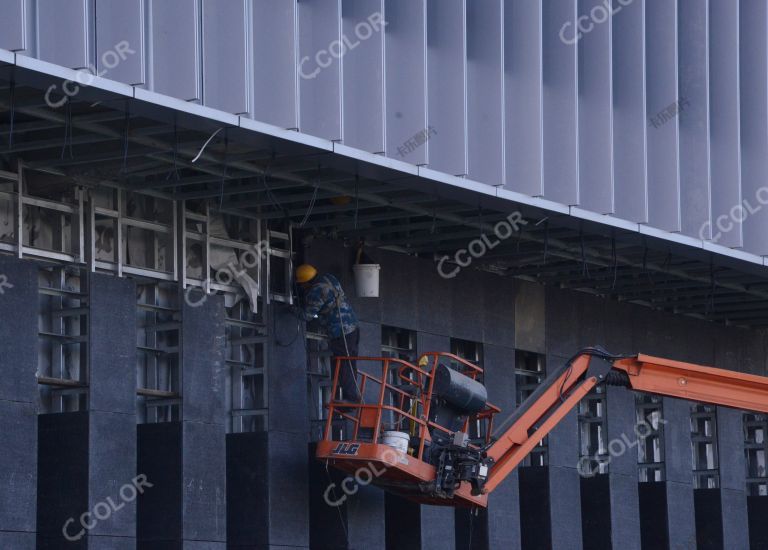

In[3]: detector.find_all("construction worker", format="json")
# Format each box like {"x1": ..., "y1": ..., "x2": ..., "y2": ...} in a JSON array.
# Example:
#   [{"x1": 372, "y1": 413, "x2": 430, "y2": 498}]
[{"x1": 295, "y1": 264, "x2": 361, "y2": 403}]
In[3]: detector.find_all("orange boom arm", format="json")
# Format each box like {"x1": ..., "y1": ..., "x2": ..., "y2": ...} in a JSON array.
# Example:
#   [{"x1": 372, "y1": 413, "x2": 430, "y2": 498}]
[{"x1": 482, "y1": 351, "x2": 768, "y2": 494}]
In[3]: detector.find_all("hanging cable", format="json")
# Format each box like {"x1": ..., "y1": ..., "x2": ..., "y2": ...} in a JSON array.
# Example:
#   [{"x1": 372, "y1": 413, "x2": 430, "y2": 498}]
[
  {"x1": 192, "y1": 127, "x2": 223, "y2": 164},
  {"x1": 299, "y1": 181, "x2": 319, "y2": 228}
]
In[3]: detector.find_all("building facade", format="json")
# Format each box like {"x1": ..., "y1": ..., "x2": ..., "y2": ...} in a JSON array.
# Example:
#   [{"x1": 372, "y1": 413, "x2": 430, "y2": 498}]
[{"x1": 0, "y1": 1, "x2": 767, "y2": 549}]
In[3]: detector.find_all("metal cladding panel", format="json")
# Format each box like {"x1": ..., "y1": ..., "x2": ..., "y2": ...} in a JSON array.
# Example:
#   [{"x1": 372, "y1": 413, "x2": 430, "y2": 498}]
[
  {"x1": 426, "y1": 0, "x2": 467, "y2": 176},
  {"x1": 542, "y1": 0, "x2": 579, "y2": 206},
  {"x1": 149, "y1": 0, "x2": 201, "y2": 101},
  {"x1": 467, "y1": 0, "x2": 504, "y2": 187},
  {"x1": 252, "y1": 0, "x2": 298, "y2": 128},
  {"x1": 577, "y1": 0, "x2": 613, "y2": 214},
  {"x1": 678, "y1": 0, "x2": 711, "y2": 240},
  {"x1": 739, "y1": 1, "x2": 768, "y2": 255},
  {"x1": 298, "y1": 0, "x2": 343, "y2": 141},
  {"x1": 612, "y1": 0, "x2": 648, "y2": 223},
  {"x1": 0, "y1": 0, "x2": 30, "y2": 52},
  {"x1": 646, "y1": 0, "x2": 681, "y2": 232},
  {"x1": 505, "y1": 0, "x2": 542, "y2": 196},
  {"x1": 95, "y1": 0, "x2": 145, "y2": 85},
  {"x1": 341, "y1": 0, "x2": 385, "y2": 153},
  {"x1": 202, "y1": 0, "x2": 249, "y2": 115},
  {"x1": 37, "y1": 0, "x2": 93, "y2": 70},
  {"x1": 709, "y1": 0, "x2": 743, "y2": 249},
  {"x1": 9, "y1": 1, "x2": 768, "y2": 261},
  {"x1": 385, "y1": 0, "x2": 428, "y2": 166}
]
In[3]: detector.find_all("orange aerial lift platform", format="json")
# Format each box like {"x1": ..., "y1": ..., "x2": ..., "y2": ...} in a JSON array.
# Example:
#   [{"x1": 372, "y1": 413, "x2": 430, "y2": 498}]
[{"x1": 315, "y1": 347, "x2": 768, "y2": 508}]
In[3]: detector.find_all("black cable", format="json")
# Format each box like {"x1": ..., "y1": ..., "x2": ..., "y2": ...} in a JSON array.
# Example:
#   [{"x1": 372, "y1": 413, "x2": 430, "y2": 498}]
[{"x1": 556, "y1": 346, "x2": 635, "y2": 402}]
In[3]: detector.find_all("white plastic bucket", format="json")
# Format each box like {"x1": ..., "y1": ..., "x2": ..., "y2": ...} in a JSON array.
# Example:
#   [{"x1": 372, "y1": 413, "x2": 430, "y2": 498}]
[
  {"x1": 353, "y1": 263, "x2": 381, "y2": 298},
  {"x1": 381, "y1": 431, "x2": 409, "y2": 454}
]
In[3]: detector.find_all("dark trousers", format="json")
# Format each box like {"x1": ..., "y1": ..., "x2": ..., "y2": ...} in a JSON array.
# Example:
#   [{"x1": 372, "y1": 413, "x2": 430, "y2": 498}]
[{"x1": 329, "y1": 328, "x2": 360, "y2": 402}]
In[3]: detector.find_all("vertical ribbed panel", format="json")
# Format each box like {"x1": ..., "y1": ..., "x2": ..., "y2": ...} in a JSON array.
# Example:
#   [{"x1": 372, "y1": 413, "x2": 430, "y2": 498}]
[
  {"x1": 678, "y1": 0, "x2": 711, "y2": 239},
  {"x1": 252, "y1": 0, "x2": 299, "y2": 129},
  {"x1": 384, "y1": 0, "x2": 428, "y2": 164},
  {"x1": 466, "y1": 0, "x2": 504, "y2": 187},
  {"x1": 646, "y1": 0, "x2": 681, "y2": 232},
  {"x1": 612, "y1": 0, "x2": 648, "y2": 223},
  {"x1": 37, "y1": 0, "x2": 94, "y2": 70},
  {"x1": 740, "y1": 0, "x2": 768, "y2": 255},
  {"x1": 202, "y1": 0, "x2": 249, "y2": 114},
  {"x1": 505, "y1": 0, "x2": 542, "y2": 196},
  {"x1": 8, "y1": 1, "x2": 768, "y2": 257},
  {"x1": 578, "y1": 0, "x2": 614, "y2": 214},
  {"x1": 709, "y1": 0, "x2": 742, "y2": 249},
  {"x1": 298, "y1": 0, "x2": 343, "y2": 141},
  {"x1": 341, "y1": 0, "x2": 385, "y2": 153},
  {"x1": 426, "y1": 0, "x2": 467, "y2": 176},
  {"x1": 0, "y1": 0, "x2": 31, "y2": 52},
  {"x1": 95, "y1": 0, "x2": 145, "y2": 86},
  {"x1": 542, "y1": 0, "x2": 579, "y2": 206},
  {"x1": 149, "y1": 0, "x2": 202, "y2": 101}
]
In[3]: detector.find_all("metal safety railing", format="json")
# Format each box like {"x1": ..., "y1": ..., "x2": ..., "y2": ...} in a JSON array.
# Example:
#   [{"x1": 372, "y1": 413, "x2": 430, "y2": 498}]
[{"x1": 322, "y1": 352, "x2": 499, "y2": 462}]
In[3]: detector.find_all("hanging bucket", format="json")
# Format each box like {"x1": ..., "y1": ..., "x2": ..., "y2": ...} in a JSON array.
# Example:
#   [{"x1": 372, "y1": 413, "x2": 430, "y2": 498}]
[
  {"x1": 353, "y1": 263, "x2": 380, "y2": 298},
  {"x1": 381, "y1": 431, "x2": 410, "y2": 454}
]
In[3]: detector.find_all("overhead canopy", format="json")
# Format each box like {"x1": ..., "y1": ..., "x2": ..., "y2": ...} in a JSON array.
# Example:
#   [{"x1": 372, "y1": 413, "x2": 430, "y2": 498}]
[{"x1": 2, "y1": 52, "x2": 768, "y2": 328}]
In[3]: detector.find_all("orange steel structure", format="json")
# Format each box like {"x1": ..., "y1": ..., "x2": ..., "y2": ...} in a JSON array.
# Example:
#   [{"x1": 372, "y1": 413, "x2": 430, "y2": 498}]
[{"x1": 315, "y1": 349, "x2": 768, "y2": 508}]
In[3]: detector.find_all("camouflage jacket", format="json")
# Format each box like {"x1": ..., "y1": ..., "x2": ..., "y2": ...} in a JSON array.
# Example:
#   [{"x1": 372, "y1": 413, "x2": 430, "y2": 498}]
[{"x1": 301, "y1": 273, "x2": 359, "y2": 339}]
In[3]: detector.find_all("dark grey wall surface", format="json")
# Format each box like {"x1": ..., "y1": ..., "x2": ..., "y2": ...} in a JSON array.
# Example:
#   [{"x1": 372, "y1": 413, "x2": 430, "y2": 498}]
[{"x1": 1, "y1": 242, "x2": 767, "y2": 548}]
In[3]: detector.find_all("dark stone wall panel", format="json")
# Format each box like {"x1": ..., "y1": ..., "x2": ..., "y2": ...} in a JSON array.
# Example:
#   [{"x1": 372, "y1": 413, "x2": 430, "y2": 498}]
[
  {"x1": 580, "y1": 475, "x2": 611, "y2": 550},
  {"x1": 88, "y1": 411, "x2": 137, "y2": 538},
  {"x1": 380, "y1": 251, "x2": 419, "y2": 331},
  {"x1": 548, "y1": 466, "x2": 583, "y2": 550},
  {"x1": 182, "y1": 421, "x2": 227, "y2": 544},
  {"x1": 482, "y1": 272, "x2": 515, "y2": 347},
  {"x1": 347, "y1": 484, "x2": 386, "y2": 550},
  {"x1": 748, "y1": 496, "x2": 768, "y2": 549},
  {"x1": 226, "y1": 432, "x2": 268, "y2": 548},
  {"x1": 720, "y1": 488, "x2": 749, "y2": 550},
  {"x1": 417, "y1": 261, "x2": 452, "y2": 337},
  {"x1": 0, "y1": 400, "x2": 36, "y2": 533},
  {"x1": 518, "y1": 467, "x2": 550, "y2": 549},
  {"x1": 0, "y1": 255, "x2": 38, "y2": 402},
  {"x1": 662, "y1": 397, "x2": 694, "y2": 484},
  {"x1": 267, "y1": 431, "x2": 310, "y2": 549},
  {"x1": 608, "y1": 474, "x2": 641, "y2": 550},
  {"x1": 36, "y1": 412, "x2": 89, "y2": 542},
  {"x1": 182, "y1": 295, "x2": 227, "y2": 425},
  {"x1": 694, "y1": 488, "x2": 724, "y2": 550},
  {"x1": 638, "y1": 481, "x2": 668, "y2": 550},
  {"x1": 89, "y1": 274, "x2": 137, "y2": 415},
  {"x1": 449, "y1": 269, "x2": 484, "y2": 342},
  {"x1": 137, "y1": 422, "x2": 183, "y2": 544},
  {"x1": 268, "y1": 304, "x2": 309, "y2": 435},
  {"x1": 514, "y1": 280, "x2": 544, "y2": 353},
  {"x1": 666, "y1": 481, "x2": 696, "y2": 550},
  {"x1": 0, "y1": 531, "x2": 35, "y2": 549}
]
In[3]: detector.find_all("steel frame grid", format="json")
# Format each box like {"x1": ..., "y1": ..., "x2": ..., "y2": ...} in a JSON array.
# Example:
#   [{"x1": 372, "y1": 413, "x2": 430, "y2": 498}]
[
  {"x1": 3, "y1": 64, "x2": 768, "y2": 329},
  {"x1": 690, "y1": 404, "x2": 720, "y2": 489},
  {"x1": 36, "y1": 263, "x2": 89, "y2": 414},
  {"x1": 744, "y1": 413, "x2": 768, "y2": 497}
]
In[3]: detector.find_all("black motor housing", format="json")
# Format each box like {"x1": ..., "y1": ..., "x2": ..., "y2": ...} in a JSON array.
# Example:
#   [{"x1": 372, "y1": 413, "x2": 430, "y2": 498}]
[{"x1": 432, "y1": 363, "x2": 488, "y2": 413}]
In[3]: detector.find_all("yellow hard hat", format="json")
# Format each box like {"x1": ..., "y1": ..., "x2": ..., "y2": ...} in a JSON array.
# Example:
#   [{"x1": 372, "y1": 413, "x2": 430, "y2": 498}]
[{"x1": 296, "y1": 264, "x2": 318, "y2": 284}]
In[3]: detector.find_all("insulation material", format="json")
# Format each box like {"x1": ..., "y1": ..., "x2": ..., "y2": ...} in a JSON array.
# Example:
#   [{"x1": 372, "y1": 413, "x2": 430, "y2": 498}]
[{"x1": 209, "y1": 212, "x2": 259, "y2": 313}]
